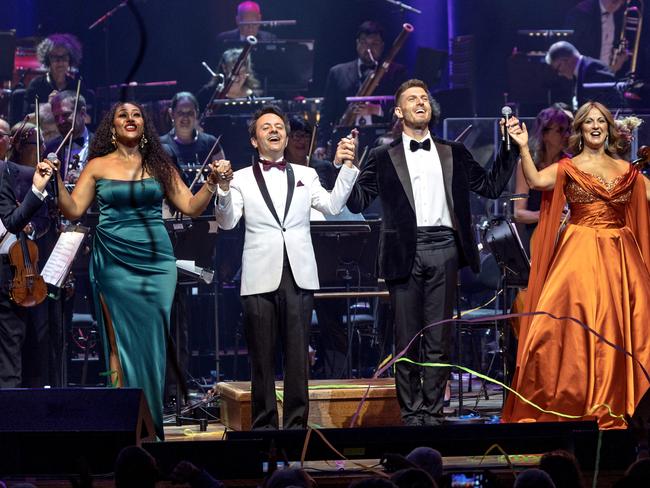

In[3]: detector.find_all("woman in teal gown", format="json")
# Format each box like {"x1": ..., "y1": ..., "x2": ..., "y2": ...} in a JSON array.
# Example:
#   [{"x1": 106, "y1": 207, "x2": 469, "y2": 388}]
[{"x1": 41, "y1": 102, "x2": 228, "y2": 439}]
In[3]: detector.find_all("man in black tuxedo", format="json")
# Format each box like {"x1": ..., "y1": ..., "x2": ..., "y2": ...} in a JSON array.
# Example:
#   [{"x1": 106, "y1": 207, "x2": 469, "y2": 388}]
[
  {"x1": 0, "y1": 160, "x2": 51, "y2": 387},
  {"x1": 216, "y1": 1, "x2": 277, "y2": 45},
  {"x1": 315, "y1": 21, "x2": 408, "y2": 156},
  {"x1": 564, "y1": 0, "x2": 627, "y2": 73},
  {"x1": 546, "y1": 41, "x2": 623, "y2": 110},
  {"x1": 341, "y1": 79, "x2": 522, "y2": 425}
]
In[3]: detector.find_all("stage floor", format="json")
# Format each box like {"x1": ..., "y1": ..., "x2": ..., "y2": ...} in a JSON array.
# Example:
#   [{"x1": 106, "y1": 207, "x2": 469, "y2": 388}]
[{"x1": 163, "y1": 374, "x2": 504, "y2": 441}]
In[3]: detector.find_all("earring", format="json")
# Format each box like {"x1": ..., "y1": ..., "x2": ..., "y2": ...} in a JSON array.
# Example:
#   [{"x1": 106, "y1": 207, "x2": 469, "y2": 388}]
[
  {"x1": 140, "y1": 134, "x2": 148, "y2": 149},
  {"x1": 605, "y1": 135, "x2": 610, "y2": 151},
  {"x1": 111, "y1": 132, "x2": 117, "y2": 148},
  {"x1": 579, "y1": 135, "x2": 583, "y2": 151}
]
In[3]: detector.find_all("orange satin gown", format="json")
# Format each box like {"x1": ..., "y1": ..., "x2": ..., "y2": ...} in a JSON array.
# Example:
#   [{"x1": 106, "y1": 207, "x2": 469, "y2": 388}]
[{"x1": 503, "y1": 158, "x2": 650, "y2": 429}]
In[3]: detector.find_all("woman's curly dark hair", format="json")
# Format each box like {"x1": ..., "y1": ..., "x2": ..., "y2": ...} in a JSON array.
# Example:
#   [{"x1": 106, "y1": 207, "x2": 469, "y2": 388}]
[
  {"x1": 37, "y1": 33, "x2": 83, "y2": 68},
  {"x1": 89, "y1": 102, "x2": 177, "y2": 197}
]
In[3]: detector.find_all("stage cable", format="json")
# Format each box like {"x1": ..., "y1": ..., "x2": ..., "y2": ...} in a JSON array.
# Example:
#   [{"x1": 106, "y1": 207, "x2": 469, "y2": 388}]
[{"x1": 348, "y1": 309, "x2": 642, "y2": 428}]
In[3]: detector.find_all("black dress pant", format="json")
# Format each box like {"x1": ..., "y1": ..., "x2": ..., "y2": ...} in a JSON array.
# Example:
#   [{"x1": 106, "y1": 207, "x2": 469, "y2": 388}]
[
  {"x1": 0, "y1": 286, "x2": 28, "y2": 388},
  {"x1": 242, "y1": 260, "x2": 313, "y2": 430},
  {"x1": 386, "y1": 227, "x2": 458, "y2": 425}
]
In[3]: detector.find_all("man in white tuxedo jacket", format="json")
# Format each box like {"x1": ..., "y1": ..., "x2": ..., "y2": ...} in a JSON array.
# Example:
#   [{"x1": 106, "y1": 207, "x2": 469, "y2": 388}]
[{"x1": 214, "y1": 106, "x2": 358, "y2": 429}]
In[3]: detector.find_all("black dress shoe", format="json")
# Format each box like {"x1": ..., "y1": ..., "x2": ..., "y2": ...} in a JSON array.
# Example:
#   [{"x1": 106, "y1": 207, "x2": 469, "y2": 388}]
[
  {"x1": 421, "y1": 415, "x2": 444, "y2": 426},
  {"x1": 402, "y1": 416, "x2": 423, "y2": 426}
]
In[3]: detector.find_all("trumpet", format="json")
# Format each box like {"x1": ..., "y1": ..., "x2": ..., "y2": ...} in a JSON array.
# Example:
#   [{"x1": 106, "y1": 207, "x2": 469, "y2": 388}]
[{"x1": 610, "y1": 0, "x2": 644, "y2": 75}]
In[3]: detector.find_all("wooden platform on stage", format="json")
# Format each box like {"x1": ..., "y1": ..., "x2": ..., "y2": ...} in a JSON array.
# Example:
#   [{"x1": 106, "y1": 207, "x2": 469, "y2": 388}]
[{"x1": 216, "y1": 378, "x2": 401, "y2": 430}]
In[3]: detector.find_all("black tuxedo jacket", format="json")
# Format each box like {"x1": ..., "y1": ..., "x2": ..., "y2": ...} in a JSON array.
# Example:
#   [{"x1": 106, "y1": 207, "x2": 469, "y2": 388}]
[
  {"x1": 575, "y1": 56, "x2": 622, "y2": 107},
  {"x1": 565, "y1": 0, "x2": 623, "y2": 61},
  {"x1": 318, "y1": 59, "x2": 408, "y2": 147},
  {"x1": 346, "y1": 137, "x2": 518, "y2": 280},
  {"x1": 0, "y1": 161, "x2": 49, "y2": 236}
]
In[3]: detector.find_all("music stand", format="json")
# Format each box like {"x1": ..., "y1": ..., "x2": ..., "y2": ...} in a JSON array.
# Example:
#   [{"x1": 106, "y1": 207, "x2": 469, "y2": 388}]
[
  {"x1": 166, "y1": 216, "x2": 218, "y2": 428},
  {"x1": 249, "y1": 39, "x2": 315, "y2": 96},
  {"x1": 484, "y1": 217, "x2": 530, "y2": 404},
  {"x1": 311, "y1": 220, "x2": 380, "y2": 378}
]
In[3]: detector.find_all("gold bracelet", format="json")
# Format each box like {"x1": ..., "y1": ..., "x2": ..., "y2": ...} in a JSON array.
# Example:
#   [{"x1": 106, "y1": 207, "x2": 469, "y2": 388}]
[{"x1": 206, "y1": 182, "x2": 217, "y2": 194}]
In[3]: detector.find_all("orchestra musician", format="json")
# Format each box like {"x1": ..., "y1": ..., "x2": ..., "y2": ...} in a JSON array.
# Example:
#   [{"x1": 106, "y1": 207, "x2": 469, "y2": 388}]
[
  {"x1": 216, "y1": 1, "x2": 277, "y2": 45},
  {"x1": 45, "y1": 91, "x2": 92, "y2": 184},
  {"x1": 343, "y1": 79, "x2": 522, "y2": 426},
  {"x1": 0, "y1": 157, "x2": 51, "y2": 388},
  {"x1": 315, "y1": 21, "x2": 408, "y2": 157},
  {"x1": 564, "y1": 0, "x2": 628, "y2": 74},
  {"x1": 513, "y1": 106, "x2": 572, "y2": 253},
  {"x1": 198, "y1": 47, "x2": 262, "y2": 111},
  {"x1": 160, "y1": 91, "x2": 225, "y2": 185},
  {"x1": 213, "y1": 105, "x2": 359, "y2": 429},
  {"x1": 23, "y1": 34, "x2": 90, "y2": 118},
  {"x1": 546, "y1": 41, "x2": 623, "y2": 110},
  {"x1": 0, "y1": 119, "x2": 10, "y2": 161},
  {"x1": 6, "y1": 123, "x2": 43, "y2": 168}
]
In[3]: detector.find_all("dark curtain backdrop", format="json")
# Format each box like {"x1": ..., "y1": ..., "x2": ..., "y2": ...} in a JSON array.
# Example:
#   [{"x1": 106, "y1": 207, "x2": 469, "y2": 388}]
[{"x1": 3, "y1": 0, "x2": 648, "y2": 116}]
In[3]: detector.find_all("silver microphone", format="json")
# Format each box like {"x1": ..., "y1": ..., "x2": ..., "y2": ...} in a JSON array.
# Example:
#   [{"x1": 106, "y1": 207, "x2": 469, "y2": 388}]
[
  {"x1": 47, "y1": 152, "x2": 59, "y2": 199},
  {"x1": 501, "y1": 106, "x2": 512, "y2": 151}
]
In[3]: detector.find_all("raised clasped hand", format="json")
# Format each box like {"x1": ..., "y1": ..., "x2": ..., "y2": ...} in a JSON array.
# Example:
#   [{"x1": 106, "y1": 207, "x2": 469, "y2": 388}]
[
  {"x1": 33, "y1": 158, "x2": 58, "y2": 192},
  {"x1": 334, "y1": 128, "x2": 359, "y2": 167},
  {"x1": 213, "y1": 159, "x2": 233, "y2": 190},
  {"x1": 500, "y1": 116, "x2": 528, "y2": 148}
]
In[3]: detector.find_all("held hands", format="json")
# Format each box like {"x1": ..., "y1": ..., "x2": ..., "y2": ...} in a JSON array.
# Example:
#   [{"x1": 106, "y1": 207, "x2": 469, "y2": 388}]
[
  {"x1": 500, "y1": 116, "x2": 528, "y2": 149},
  {"x1": 212, "y1": 160, "x2": 233, "y2": 191},
  {"x1": 34, "y1": 157, "x2": 59, "y2": 193},
  {"x1": 333, "y1": 129, "x2": 359, "y2": 168}
]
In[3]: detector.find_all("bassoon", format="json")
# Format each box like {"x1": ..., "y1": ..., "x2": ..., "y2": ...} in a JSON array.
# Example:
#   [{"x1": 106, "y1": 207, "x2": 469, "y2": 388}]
[{"x1": 337, "y1": 23, "x2": 414, "y2": 128}]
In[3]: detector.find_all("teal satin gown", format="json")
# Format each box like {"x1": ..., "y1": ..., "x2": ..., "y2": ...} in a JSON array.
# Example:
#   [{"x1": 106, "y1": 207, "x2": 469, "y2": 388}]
[{"x1": 90, "y1": 178, "x2": 176, "y2": 440}]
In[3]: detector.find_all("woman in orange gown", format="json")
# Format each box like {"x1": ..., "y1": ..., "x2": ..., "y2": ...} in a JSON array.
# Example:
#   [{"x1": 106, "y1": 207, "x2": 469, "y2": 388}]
[{"x1": 502, "y1": 101, "x2": 650, "y2": 429}]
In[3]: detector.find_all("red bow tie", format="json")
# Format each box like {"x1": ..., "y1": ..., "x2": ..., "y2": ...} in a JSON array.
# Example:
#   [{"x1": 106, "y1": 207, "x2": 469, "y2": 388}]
[{"x1": 260, "y1": 159, "x2": 287, "y2": 171}]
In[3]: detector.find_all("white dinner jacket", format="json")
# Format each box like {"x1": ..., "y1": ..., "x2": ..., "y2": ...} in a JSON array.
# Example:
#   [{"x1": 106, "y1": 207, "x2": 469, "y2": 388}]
[{"x1": 215, "y1": 162, "x2": 359, "y2": 296}]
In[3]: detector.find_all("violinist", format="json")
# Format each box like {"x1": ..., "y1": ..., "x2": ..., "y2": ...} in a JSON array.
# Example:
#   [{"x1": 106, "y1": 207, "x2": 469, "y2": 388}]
[{"x1": 0, "y1": 158, "x2": 51, "y2": 388}]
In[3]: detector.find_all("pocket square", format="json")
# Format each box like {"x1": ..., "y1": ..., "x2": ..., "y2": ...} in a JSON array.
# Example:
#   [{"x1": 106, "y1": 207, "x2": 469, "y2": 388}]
[{"x1": 296, "y1": 180, "x2": 305, "y2": 187}]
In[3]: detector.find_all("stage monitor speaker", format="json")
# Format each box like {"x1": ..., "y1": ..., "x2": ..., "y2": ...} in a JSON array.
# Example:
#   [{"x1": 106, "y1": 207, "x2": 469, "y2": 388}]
[
  {"x1": 144, "y1": 439, "x2": 265, "y2": 480},
  {"x1": 227, "y1": 421, "x2": 598, "y2": 461},
  {"x1": 0, "y1": 387, "x2": 155, "y2": 475}
]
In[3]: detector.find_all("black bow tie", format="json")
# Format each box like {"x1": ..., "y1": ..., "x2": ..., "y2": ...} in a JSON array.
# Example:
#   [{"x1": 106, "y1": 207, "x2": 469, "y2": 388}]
[
  {"x1": 260, "y1": 159, "x2": 287, "y2": 171},
  {"x1": 409, "y1": 138, "x2": 431, "y2": 152}
]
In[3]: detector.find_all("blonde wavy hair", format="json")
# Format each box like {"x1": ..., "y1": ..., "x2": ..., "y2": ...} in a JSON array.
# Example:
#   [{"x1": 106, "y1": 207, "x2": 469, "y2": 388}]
[{"x1": 568, "y1": 101, "x2": 624, "y2": 157}]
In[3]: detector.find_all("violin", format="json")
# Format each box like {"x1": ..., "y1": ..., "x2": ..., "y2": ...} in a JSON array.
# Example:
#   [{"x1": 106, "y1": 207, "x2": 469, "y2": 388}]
[
  {"x1": 632, "y1": 145, "x2": 650, "y2": 169},
  {"x1": 8, "y1": 231, "x2": 48, "y2": 307}
]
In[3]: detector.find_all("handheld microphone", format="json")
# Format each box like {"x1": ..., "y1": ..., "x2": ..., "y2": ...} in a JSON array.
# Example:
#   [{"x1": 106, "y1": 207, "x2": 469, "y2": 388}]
[
  {"x1": 47, "y1": 152, "x2": 59, "y2": 200},
  {"x1": 501, "y1": 106, "x2": 512, "y2": 151}
]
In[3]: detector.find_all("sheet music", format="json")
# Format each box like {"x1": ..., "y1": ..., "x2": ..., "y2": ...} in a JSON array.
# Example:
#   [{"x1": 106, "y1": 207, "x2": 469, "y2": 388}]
[
  {"x1": 0, "y1": 233, "x2": 16, "y2": 254},
  {"x1": 41, "y1": 231, "x2": 86, "y2": 287}
]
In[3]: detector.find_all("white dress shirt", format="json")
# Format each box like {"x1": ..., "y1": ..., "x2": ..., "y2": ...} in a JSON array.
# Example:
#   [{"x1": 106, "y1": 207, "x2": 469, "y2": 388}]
[
  {"x1": 402, "y1": 132, "x2": 453, "y2": 228},
  {"x1": 599, "y1": 1, "x2": 616, "y2": 65}
]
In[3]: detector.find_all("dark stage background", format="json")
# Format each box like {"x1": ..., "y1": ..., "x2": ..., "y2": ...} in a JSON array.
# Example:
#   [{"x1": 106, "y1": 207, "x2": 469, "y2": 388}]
[{"x1": 5, "y1": 0, "x2": 647, "y2": 117}]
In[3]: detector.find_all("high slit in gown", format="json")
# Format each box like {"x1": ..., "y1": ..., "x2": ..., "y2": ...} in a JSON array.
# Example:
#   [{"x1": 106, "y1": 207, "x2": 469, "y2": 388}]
[
  {"x1": 90, "y1": 178, "x2": 176, "y2": 439},
  {"x1": 503, "y1": 158, "x2": 650, "y2": 429}
]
